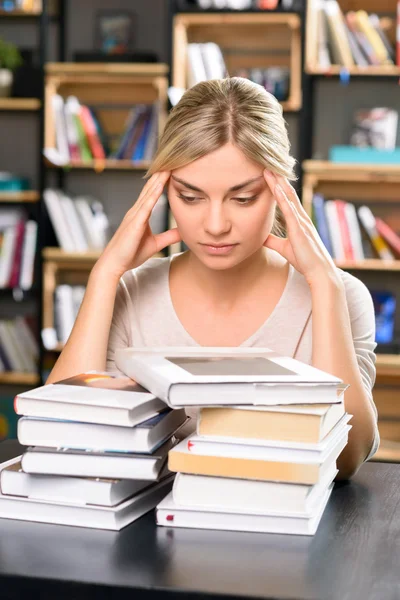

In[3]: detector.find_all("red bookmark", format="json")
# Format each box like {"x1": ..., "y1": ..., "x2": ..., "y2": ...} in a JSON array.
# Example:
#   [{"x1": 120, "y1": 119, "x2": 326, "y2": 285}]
[
  {"x1": 166, "y1": 514, "x2": 174, "y2": 522},
  {"x1": 187, "y1": 440, "x2": 194, "y2": 451}
]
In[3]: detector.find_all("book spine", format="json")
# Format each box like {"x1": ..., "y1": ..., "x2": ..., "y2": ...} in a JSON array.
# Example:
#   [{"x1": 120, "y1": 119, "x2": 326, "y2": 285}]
[
  {"x1": 357, "y1": 206, "x2": 394, "y2": 260},
  {"x1": 8, "y1": 220, "x2": 25, "y2": 288},
  {"x1": 335, "y1": 200, "x2": 354, "y2": 260},
  {"x1": 375, "y1": 217, "x2": 400, "y2": 257},
  {"x1": 79, "y1": 105, "x2": 106, "y2": 160},
  {"x1": 312, "y1": 194, "x2": 334, "y2": 256}
]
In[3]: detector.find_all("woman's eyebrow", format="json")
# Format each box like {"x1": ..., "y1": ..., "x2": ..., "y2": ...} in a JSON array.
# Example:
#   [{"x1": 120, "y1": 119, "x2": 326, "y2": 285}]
[{"x1": 171, "y1": 175, "x2": 263, "y2": 193}]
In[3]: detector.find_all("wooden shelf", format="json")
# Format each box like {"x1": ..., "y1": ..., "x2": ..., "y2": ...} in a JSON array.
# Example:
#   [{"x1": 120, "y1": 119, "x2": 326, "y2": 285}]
[
  {"x1": 0, "y1": 9, "x2": 41, "y2": 16},
  {"x1": 45, "y1": 63, "x2": 169, "y2": 77},
  {"x1": 44, "y1": 159, "x2": 152, "y2": 172},
  {"x1": 376, "y1": 355, "x2": 400, "y2": 378},
  {"x1": 307, "y1": 66, "x2": 400, "y2": 77},
  {"x1": 0, "y1": 98, "x2": 41, "y2": 111},
  {"x1": 303, "y1": 161, "x2": 400, "y2": 178},
  {"x1": 0, "y1": 372, "x2": 40, "y2": 386},
  {"x1": 42, "y1": 248, "x2": 103, "y2": 264},
  {"x1": 0, "y1": 191, "x2": 40, "y2": 203},
  {"x1": 334, "y1": 260, "x2": 400, "y2": 272},
  {"x1": 172, "y1": 12, "x2": 302, "y2": 111}
]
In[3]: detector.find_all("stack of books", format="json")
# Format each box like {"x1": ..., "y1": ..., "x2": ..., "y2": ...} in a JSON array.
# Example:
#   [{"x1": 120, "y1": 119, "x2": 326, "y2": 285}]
[
  {"x1": 115, "y1": 347, "x2": 351, "y2": 536},
  {"x1": 0, "y1": 372, "x2": 187, "y2": 530}
]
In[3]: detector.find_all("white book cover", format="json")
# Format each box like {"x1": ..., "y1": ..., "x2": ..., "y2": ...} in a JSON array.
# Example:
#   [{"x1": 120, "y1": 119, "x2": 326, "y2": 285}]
[
  {"x1": 19, "y1": 220, "x2": 37, "y2": 290},
  {"x1": 17, "y1": 408, "x2": 187, "y2": 453},
  {"x1": 75, "y1": 198, "x2": 104, "y2": 250},
  {"x1": 0, "y1": 472, "x2": 174, "y2": 531},
  {"x1": 21, "y1": 437, "x2": 176, "y2": 480},
  {"x1": 115, "y1": 347, "x2": 345, "y2": 409},
  {"x1": 156, "y1": 485, "x2": 333, "y2": 535},
  {"x1": 0, "y1": 226, "x2": 17, "y2": 288},
  {"x1": 324, "y1": 200, "x2": 345, "y2": 260},
  {"x1": 172, "y1": 463, "x2": 338, "y2": 516},
  {"x1": 14, "y1": 371, "x2": 166, "y2": 427},
  {"x1": 0, "y1": 321, "x2": 22, "y2": 371},
  {"x1": 187, "y1": 44, "x2": 208, "y2": 87},
  {"x1": 0, "y1": 456, "x2": 170, "y2": 507},
  {"x1": 3, "y1": 320, "x2": 30, "y2": 371},
  {"x1": 7, "y1": 320, "x2": 36, "y2": 372},
  {"x1": 55, "y1": 284, "x2": 75, "y2": 344},
  {"x1": 59, "y1": 194, "x2": 89, "y2": 251},
  {"x1": 344, "y1": 203, "x2": 365, "y2": 260},
  {"x1": 51, "y1": 93, "x2": 70, "y2": 164},
  {"x1": 44, "y1": 189, "x2": 76, "y2": 251},
  {"x1": 201, "y1": 43, "x2": 227, "y2": 79},
  {"x1": 173, "y1": 423, "x2": 351, "y2": 465}
]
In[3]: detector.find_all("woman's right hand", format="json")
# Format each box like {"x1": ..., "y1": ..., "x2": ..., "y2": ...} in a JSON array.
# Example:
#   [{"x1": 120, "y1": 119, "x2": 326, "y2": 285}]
[{"x1": 93, "y1": 171, "x2": 181, "y2": 281}]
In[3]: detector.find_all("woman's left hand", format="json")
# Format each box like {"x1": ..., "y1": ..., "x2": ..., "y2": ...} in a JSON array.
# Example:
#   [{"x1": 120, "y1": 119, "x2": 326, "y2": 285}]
[{"x1": 263, "y1": 170, "x2": 339, "y2": 288}]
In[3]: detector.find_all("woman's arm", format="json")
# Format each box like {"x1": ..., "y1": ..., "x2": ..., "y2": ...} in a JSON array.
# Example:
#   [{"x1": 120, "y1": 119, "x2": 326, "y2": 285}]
[
  {"x1": 310, "y1": 274, "x2": 376, "y2": 479},
  {"x1": 45, "y1": 267, "x2": 120, "y2": 384}
]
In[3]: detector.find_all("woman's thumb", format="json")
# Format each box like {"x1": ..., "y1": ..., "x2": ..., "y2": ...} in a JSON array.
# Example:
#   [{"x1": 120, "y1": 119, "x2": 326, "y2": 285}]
[{"x1": 263, "y1": 233, "x2": 287, "y2": 258}]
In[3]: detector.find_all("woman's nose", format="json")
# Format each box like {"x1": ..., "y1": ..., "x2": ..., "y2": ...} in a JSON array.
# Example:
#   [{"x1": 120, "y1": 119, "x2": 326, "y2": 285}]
[{"x1": 203, "y1": 205, "x2": 231, "y2": 237}]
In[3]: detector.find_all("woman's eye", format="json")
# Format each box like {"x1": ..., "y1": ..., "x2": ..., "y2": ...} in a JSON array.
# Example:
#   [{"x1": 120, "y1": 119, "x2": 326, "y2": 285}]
[
  {"x1": 234, "y1": 195, "x2": 258, "y2": 204},
  {"x1": 178, "y1": 194, "x2": 199, "y2": 203}
]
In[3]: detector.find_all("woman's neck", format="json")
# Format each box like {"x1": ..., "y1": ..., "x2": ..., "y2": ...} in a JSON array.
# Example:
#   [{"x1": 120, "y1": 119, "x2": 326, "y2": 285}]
[{"x1": 175, "y1": 247, "x2": 286, "y2": 311}]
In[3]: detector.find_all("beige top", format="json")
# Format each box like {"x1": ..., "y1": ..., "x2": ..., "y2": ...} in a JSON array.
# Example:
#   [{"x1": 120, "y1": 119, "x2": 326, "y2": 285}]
[{"x1": 106, "y1": 253, "x2": 379, "y2": 460}]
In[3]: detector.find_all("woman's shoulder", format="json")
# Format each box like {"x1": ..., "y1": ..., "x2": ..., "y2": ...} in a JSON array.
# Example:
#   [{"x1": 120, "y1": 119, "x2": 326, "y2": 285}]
[{"x1": 119, "y1": 254, "x2": 172, "y2": 293}]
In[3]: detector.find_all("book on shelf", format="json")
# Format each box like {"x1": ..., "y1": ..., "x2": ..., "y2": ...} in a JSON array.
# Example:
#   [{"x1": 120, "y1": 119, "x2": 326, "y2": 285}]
[
  {"x1": 17, "y1": 408, "x2": 188, "y2": 454},
  {"x1": 44, "y1": 95, "x2": 159, "y2": 166},
  {"x1": 43, "y1": 188, "x2": 110, "y2": 252},
  {"x1": 15, "y1": 371, "x2": 168, "y2": 427},
  {"x1": 312, "y1": 194, "x2": 398, "y2": 262},
  {"x1": 370, "y1": 290, "x2": 396, "y2": 344},
  {"x1": 53, "y1": 284, "x2": 86, "y2": 346},
  {"x1": 0, "y1": 317, "x2": 38, "y2": 373},
  {"x1": 115, "y1": 346, "x2": 346, "y2": 409},
  {"x1": 197, "y1": 400, "x2": 346, "y2": 444},
  {"x1": 0, "y1": 210, "x2": 37, "y2": 290},
  {"x1": 314, "y1": 3, "x2": 396, "y2": 69}
]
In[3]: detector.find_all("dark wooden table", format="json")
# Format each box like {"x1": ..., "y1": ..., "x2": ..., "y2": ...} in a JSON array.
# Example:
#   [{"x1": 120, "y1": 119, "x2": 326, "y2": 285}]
[{"x1": 0, "y1": 439, "x2": 399, "y2": 600}]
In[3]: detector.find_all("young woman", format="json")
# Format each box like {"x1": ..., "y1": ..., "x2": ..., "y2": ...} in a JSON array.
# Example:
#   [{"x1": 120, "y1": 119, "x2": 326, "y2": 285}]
[{"x1": 46, "y1": 77, "x2": 379, "y2": 478}]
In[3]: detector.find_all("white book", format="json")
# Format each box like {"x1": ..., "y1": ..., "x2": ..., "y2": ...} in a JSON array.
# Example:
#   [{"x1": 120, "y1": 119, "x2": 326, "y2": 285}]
[
  {"x1": 201, "y1": 43, "x2": 227, "y2": 79},
  {"x1": 344, "y1": 203, "x2": 364, "y2": 261},
  {"x1": 174, "y1": 423, "x2": 350, "y2": 466},
  {"x1": 115, "y1": 347, "x2": 345, "y2": 409},
  {"x1": 192, "y1": 414, "x2": 351, "y2": 457},
  {"x1": 18, "y1": 220, "x2": 38, "y2": 290},
  {"x1": 357, "y1": 205, "x2": 394, "y2": 260},
  {"x1": 51, "y1": 93, "x2": 70, "y2": 164},
  {"x1": 156, "y1": 485, "x2": 333, "y2": 535},
  {"x1": 14, "y1": 316, "x2": 39, "y2": 361},
  {"x1": 173, "y1": 463, "x2": 338, "y2": 516},
  {"x1": 317, "y1": 1, "x2": 332, "y2": 69},
  {"x1": 0, "y1": 456, "x2": 169, "y2": 507},
  {"x1": 0, "y1": 226, "x2": 17, "y2": 288},
  {"x1": 44, "y1": 189, "x2": 76, "y2": 251},
  {"x1": 0, "y1": 321, "x2": 22, "y2": 371},
  {"x1": 168, "y1": 430, "x2": 348, "y2": 485},
  {"x1": 7, "y1": 320, "x2": 36, "y2": 372},
  {"x1": 21, "y1": 437, "x2": 175, "y2": 480},
  {"x1": 0, "y1": 472, "x2": 174, "y2": 531},
  {"x1": 187, "y1": 44, "x2": 208, "y2": 87},
  {"x1": 74, "y1": 198, "x2": 104, "y2": 250},
  {"x1": 17, "y1": 408, "x2": 187, "y2": 453},
  {"x1": 324, "y1": 200, "x2": 345, "y2": 260},
  {"x1": 59, "y1": 194, "x2": 89, "y2": 251},
  {"x1": 55, "y1": 284, "x2": 75, "y2": 344},
  {"x1": 14, "y1": 371, "x2": 167, "y2": 427}
]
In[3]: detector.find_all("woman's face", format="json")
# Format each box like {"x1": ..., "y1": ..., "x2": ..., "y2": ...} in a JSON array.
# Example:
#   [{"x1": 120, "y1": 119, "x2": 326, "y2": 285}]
[{"x1": 167, "y1": 142, "x2": 276, "y2": 270}]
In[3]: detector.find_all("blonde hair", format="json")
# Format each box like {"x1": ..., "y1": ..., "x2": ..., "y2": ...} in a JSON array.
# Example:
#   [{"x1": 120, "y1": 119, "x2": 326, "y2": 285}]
[{"x1": 145, "y1": 77, "x2": 297, "y2": 236}]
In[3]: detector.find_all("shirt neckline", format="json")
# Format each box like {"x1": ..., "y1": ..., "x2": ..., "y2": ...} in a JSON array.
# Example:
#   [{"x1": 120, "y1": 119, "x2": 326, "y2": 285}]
[{"x1": 165, "y1": 252, "x2": 295, "y2": 347}]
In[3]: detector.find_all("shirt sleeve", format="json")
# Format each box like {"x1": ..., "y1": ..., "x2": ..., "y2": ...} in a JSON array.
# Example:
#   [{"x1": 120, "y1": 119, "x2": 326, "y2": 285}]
[
  {"x1": 106, "y1": 276, "x2": 132, "y2": 373},
  {"x1": 340, "y1": 270, "x2": 380, "y2": 461}
]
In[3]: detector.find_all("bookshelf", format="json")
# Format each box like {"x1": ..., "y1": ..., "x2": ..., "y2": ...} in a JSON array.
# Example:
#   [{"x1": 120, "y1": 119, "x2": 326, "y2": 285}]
[
  {"x1": 172, "y1": 12, "x2": 302, "y2": 112},
  {"x1": 305, "y1": 0, "x2": 399, "y2": 75}
]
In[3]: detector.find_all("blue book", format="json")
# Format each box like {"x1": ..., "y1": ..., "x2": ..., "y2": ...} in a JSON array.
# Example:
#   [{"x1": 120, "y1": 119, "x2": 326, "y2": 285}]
[
  {"x1": 132, "y1": 107, "x2": 153, "y2": 162},
  {"x1": 329, "y1": 146, "x2": 400, "y2": 164},
  {"x1": 312, "y1": 194, "x2": 334, "y2": 257}
]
